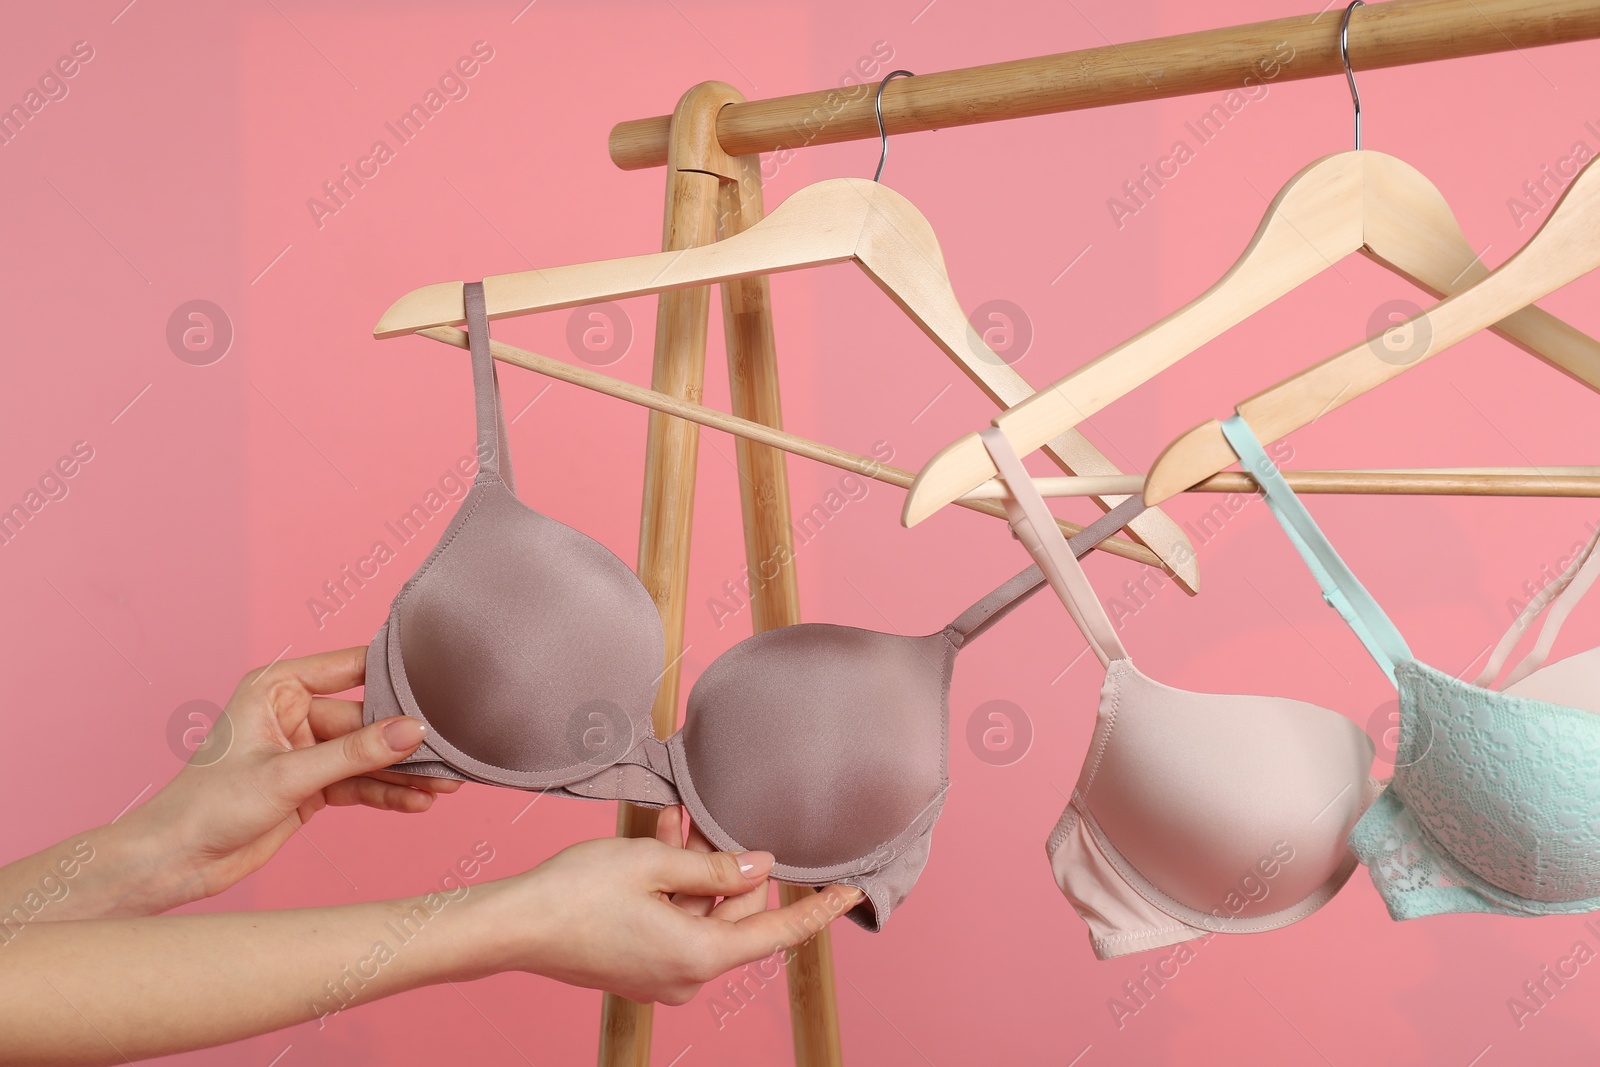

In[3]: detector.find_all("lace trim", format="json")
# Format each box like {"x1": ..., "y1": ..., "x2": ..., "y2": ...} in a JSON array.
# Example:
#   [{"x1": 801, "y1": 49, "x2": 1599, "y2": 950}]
[{"x1": 1369, "y1": 661, "x2": 1600, "y2": 910}]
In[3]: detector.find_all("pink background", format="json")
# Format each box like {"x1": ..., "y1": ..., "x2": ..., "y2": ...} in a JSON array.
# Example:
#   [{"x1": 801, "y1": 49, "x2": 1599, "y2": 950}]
[{"x1": 5, "y1": 0, "x2": 1600, "y2": 1063}]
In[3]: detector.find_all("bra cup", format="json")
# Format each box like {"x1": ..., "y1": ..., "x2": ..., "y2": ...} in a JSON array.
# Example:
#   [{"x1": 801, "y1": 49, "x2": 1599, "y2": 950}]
[
  {"x1": 1504, "y1": 645, "x2": 1600, "y2": 713},
  {"x1": 1082, "y1": 662, "x2": 1374, "y2": 920},
  {"x1": 1396, "y1": 662, "x2": 1600, "y2": 903},
  {"x1": 397, "y1": 481, "x2": 664, "y2": 779},
  {"x1": 679, "y1": 626, "x2": 953, "y2": 869}
]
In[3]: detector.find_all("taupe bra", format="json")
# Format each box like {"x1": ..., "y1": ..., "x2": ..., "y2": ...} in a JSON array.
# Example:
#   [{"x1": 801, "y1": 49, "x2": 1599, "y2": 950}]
[{"x1": 362, "y1": 281, "x2": 1140, "y2": 929}]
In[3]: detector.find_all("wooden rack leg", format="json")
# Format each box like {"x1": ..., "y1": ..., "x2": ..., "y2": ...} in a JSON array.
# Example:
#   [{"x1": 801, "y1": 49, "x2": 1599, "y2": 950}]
[
  {"x1": 717, "y1": 149, "x2": 844, "y2": 1065},
  {"x1": 597, "y1": 79, "x2": 845, "y2": 1067},
  {"x1": 597, "y1": 82, "x2": 734, "y2": 1067}
]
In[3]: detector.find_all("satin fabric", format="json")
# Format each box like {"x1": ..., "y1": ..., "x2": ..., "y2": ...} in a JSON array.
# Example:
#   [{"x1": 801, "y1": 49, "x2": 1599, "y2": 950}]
[
  {"x1": 361, "y1": 280, "x2": 1138, "y2": 929},
  {"x1": 980, "y1": 427, "x2": 1377, "y2": 959}
]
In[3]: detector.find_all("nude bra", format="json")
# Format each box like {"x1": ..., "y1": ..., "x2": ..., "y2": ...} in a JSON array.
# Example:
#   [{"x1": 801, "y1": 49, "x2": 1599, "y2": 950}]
[
  {"x1": 977, "y1": 426, "x2": 1379, "y2": 959},
  {"x1": 1220, "y1": 414, "x2": 1600, "y2": 923},
  {"x1": 361, "y1": 281, "x2": 1143, "y2": 930}
]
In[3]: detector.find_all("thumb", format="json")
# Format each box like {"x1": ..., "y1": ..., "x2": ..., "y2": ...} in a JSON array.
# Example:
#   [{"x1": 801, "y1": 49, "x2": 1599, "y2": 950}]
[
  {"x1": 270, "y1": 715, "x2": 427, "y2": 802},
  {"x1": 646, "y1": 841, "x2": 773, "y2": 897}
]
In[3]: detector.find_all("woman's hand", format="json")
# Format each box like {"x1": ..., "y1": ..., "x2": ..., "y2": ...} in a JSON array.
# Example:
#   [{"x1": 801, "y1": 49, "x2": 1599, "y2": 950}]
[
  {"x1": 468, "y1": 834, "x2": 863, "y2": 1005},
  {"x1": 114, "y1": 646, "x2": 458, "y2": 912},
  {"x1": 2, "y1": 647, "x2": 455, "y2": 921},
  {"x1": 653, "y1": 802, "x2": 745, "y2": 916}
]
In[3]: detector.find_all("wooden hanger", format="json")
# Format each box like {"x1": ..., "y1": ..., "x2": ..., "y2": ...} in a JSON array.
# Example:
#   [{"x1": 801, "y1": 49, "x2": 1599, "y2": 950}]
[
  {"x1": 375, "y1": 175, "x2": 1201, "y2": 592},
  {"x1": 413, "y1": 323, "x2": 1166, "y2": 568},
  {"x1": 1143, "y1": 152, "x2": 1600, "y2": 504},
  {"x1": 973, "y1": 468, "x2": 1600, "y2": 499},
  {"x1": 900, "y1": 150, "x2": 1600, "y2": 524}
]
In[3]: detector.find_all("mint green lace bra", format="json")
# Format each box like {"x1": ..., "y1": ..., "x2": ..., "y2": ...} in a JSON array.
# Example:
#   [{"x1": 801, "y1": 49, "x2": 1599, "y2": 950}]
[{"x1": 1220, "y1": 415, "x2": 1600, "y2": 921}]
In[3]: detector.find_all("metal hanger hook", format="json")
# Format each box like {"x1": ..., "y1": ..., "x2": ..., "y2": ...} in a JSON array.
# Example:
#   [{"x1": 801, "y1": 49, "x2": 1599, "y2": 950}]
[
  {"x1": 873, "y1": 69, "x2": 916, "y2": 182},
  {"x1": 1341, "y1": 0, "x2": 1365, "y2": 150}
]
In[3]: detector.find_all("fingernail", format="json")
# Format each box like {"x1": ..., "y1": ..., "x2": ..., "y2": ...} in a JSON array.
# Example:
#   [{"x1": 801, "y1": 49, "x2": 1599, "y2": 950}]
[
  {"x1": 735, "y1": 851, "x2": 771, "y2": 877},
  {"x1": 383, "y1": 716, "x2": 426, "y2": 751}
]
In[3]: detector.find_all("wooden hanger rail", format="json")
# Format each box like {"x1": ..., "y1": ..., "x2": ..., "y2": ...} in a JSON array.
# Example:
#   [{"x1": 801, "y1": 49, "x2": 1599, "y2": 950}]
[{"x1": 608, "y1": 0, "x2": 1600, "y2": 170}]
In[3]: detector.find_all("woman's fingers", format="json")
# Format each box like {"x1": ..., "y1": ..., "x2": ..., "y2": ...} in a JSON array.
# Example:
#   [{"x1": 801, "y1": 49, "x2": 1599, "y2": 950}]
[
  {"x1": 363, "y1": 768, "x2": 463, "y2": 792},
  {"x1": 654, "y1": 804, "x2": 684, "y2": 847},
  {"x1": 668, "y1": 815, "x2": 718, "y2": 916},
  {"x1": 646, "y1": 841, "x2": 772, "y2": 899},
  {"x1": 254, "y1": 646, "x2": 366, "y2": 698},
  {"x1": 323, "y1": 775, "x2": 435, "y2": 812},
  {"x1": 709, "y1": 876, "x2": 771, "y2": 922},
  {"x1": 651, "y1": 806, "x2": 687, "y2": 904},
  {"x1": 306, "y1": 697, "x2": 364, "y2": 740},
  {"x1": 266, "y1": 716, "x2": 427, "y2": 808},
  {"x1": 251, "y1": 650, "x2": 367, "y2": 739},
  {"x1": 703, "y1": 884, "x2": 864, "y2": 974},
  {"x1": 302, "y1": 702, "x2": 459, "y2": 793}
]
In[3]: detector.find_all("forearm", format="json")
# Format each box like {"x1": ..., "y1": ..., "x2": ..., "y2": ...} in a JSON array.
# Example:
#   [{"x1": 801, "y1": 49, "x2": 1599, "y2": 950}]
[
  {"x1": 0, "y1": 885, "x2": 510, "y2": 1067},
  {"x1": 0, "y1": 818, "x2": 190, "y2": 928}
]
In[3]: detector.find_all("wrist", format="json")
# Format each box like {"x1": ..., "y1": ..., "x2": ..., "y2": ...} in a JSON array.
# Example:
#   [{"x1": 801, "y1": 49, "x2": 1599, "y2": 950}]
[
  {"x1": 88, "y1": 807, "x2": 207, "y2": 916},
  {"x1": 441, "y1": 873, "x2": 553, "y2": 983},
  {"x1": 0, "y1": 817, "x2": 193, "y2": 926}
]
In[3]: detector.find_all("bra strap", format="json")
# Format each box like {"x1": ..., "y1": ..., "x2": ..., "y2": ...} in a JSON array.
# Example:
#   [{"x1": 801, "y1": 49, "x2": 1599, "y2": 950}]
[
  {"x1": 463, "y1": 281, "x2": 516, "y2": 492},
  {"x1": 1476, "y1": 523, "x2": 1600, "y2": 689},
  {"x1": 974, "y1": 428, "x2": 1130, "y2": 666},
  {"x1": 947, "y1": 496, "x2": 1148, "y2": 647},
  {"x1": 1218, "y1": 415, "x2": 1411, "y2": 684}
]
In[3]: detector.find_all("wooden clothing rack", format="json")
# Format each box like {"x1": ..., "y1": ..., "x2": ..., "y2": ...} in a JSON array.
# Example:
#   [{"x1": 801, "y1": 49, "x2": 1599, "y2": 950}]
[{"x1": 593, "y1": 1, "x2": 1600, "y2": 1064}]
